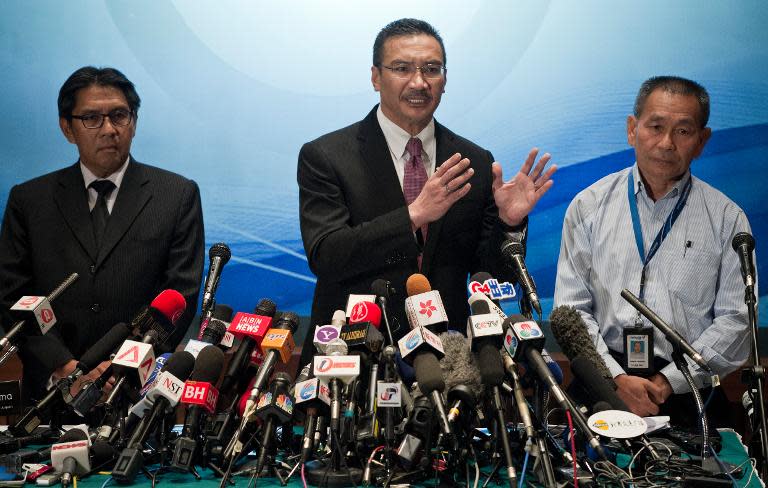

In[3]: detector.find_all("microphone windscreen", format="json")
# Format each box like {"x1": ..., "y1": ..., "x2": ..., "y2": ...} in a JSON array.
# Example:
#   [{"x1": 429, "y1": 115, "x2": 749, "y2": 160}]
[
  {"x1": 371, "y1": 279, "x2": 390, "y2": 299},
  {"x1": 79, "y1": 323, "x2": 131, "y2": 370},
  {"x1": 470, "y1": 299, "x2": 491, "y2": 315},
  {"x1": 549, "y1": 305, "x2": 613, "y2": 382},
  {"x1": 58, "y1": 428, "x2": 88, "y2": 442},
  {"x1": 190, "y1": 345, "x2": 225, "y2": 383},
  {"x1": 274, "y1": 311, "x2": 300, "y2": 332},
  {"x1": 570, "y1": 355, "x2": 628, "y2": 411},
  {"x1": 209, "y1": 242, "x2": 232, "y2": 262},
  {"x1": 438, "y1": 332, "x2": 483, "y2": 399},
  {"x1": 151, "y1": 289, "x2": 187, "y2": 325},
  {"x1": 90, "y1": 440, "x2": 115, "y2": 465},
  {"x1": 413, "y1": 353, "x2": 444, "y2": 394},
  {"x1": 161, "y1": 350, "x2": 196, "y2": 380},
  {"x1": 469, "y1": 271, "x2": 494, "y2": 284},
  {"x1": 212, "y1": 304, "x2": 234, "y2": 322},
  {"x1": 201, "y1": 319, "x2": 227, "y2": 344},
  {"x1": 476, "y1": 341, "x2": 504, "y2": 386},
  {"x1": 254, "y1": 298, "x2": 277, "y2": 317},
  {"x1": 405, "y1": 274, "x2": 431, "y2": 297}
]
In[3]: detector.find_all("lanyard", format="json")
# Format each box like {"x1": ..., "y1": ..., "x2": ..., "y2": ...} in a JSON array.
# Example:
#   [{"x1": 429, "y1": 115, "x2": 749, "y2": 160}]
[{"x1": 627, "y1": 170, "x2": 692, "y2": 302}]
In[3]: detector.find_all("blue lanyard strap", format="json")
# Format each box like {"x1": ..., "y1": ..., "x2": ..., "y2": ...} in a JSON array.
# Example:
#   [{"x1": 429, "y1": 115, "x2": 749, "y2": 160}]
[{"x1": 627, "y1": 170, "x2": 692, "y2": 301}]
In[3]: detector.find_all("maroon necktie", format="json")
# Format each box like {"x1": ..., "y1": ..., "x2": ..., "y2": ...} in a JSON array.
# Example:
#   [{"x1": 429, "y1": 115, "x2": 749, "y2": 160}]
[{"x1": 403, "y1": 137, "x2": 428, "y2": 266}]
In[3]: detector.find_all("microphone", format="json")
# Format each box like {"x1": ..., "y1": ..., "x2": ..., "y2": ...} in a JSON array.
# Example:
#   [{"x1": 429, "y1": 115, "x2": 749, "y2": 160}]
[
  {"x1": 500, "y1": 240, "x2": 541, "y2": 317},
  {"x1": 295, "y1": 377, "x2": 331, "y2": 463},
  {"x1": 506, "y1": 314, "x2": 608, "y2": 460},
  {"x1": 732, "y1": 232, "x2": 756, "y2": 287},
  {"x1": 620, "y1": 290, "x2": 713, "y2": 373},
  {"x1": 218, "y1": 298, "x2": 277, "y2": 395},
  {"x1": 200, "y1": 304, "x2": 232, "y2": 345},
  {"x1": 253, "y1": 372, "x2": 295, "y2": 475},
  {"x1": 438, "y1": 332, "x2": 482, "y2": 423},
  {"x1": 0, "y1": 272, "x2": 79, "y2": 360},
  {"x1": 549, "y1": 305, "x2": 614, "y2": 385},
  {"x1": 569, "y1": 356, "x2": 627, "y2": 412},
  {"x1": 313, "y1": 310, "x2": 346, "y2": 353},
  {"x1": 171, "y1": 345, "x2": 225, "y2": 472},
  {"x1": 200, "y1": 243, "x2": 231, "y2": 319},
  {"x1": 10, "y1": 322, "x2": 131, "y2": 437},
  {"x1": 371, "y1": 279, "x2": 397, "y2": 344},
  {"x1": 50, "y1": 429, "x2": 90, "y2": 488},
  {"x1": 130, "y1": 289, "x2": 187, "y2": 347},
  {"x1": 112, "y1": 351, "x2": 195, "y2": 483},
  {"x1": 396, "y1": 395, "x2": 433, "y2": 467},
  {"x1": 404, "y1": 274, "x2": 449, "y2": 333}
]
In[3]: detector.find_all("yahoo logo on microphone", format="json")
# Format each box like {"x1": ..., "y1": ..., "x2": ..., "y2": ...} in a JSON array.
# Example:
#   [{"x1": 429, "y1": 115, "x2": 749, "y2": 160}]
[{"x1": 316, "y1": 326, "x2": 339, "y2": 342}]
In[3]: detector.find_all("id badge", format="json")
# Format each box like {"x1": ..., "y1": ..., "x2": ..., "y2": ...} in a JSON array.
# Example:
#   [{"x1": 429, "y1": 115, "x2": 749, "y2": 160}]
[{"x1": 623, "y1": 326, "x2": 654, "y2": 376}]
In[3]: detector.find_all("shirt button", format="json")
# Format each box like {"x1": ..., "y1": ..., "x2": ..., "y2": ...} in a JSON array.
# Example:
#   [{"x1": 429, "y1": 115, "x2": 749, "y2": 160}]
[
  {"x1": 91, "y1": 303, "x2": 101, "y2": 313},
  {"x1": 89, "y1": 265, "x2": 96, "y2": 275}
]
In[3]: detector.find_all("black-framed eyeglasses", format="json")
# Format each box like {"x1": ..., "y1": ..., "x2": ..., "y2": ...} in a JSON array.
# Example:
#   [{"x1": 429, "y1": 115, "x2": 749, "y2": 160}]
[
  {"x1": 380, "y1": 62, "x2": 446, "y2": 79},
  {"x1": 71, "y1": 109, "x2": 133, "y2": 129}
]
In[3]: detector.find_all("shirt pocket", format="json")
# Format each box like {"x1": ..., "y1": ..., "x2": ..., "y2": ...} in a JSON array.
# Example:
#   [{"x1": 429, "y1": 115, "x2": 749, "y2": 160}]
[{"x1": 662, "y1": 245, "x2": 720, "y2": 310}]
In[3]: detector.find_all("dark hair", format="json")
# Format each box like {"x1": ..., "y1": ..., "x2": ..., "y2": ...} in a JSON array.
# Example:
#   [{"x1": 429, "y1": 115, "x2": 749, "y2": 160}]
[
  {"x1": 58, "y1": 66, "x2": 141, "y2": 119},
  {"x1": 634, "y1": 76, "x2": 710, "y2": 127},
  {"x1": 373, "y1": 18, "x2": 446, "y2": 67}
]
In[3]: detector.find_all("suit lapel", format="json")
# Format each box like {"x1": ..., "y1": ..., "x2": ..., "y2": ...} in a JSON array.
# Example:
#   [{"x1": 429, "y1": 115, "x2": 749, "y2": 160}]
[
  {"x1": 421, "y1": 122, "x2": 457, "y2": 274},
  {"x1": 357, "y1": 107, "x2": 407, "y2": 213},
  {"x1": 53, "y1": 163, "x2": 98, "y2": 262},
  {"x1": 96, "y1": 158, "x2": 151, "y2": 267}
]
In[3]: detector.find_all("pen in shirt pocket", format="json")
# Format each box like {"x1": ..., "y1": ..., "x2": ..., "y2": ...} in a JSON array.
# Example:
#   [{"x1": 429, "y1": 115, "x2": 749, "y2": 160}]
[{"x1": 684, "y1": 240, "x2": 693, "y2": 256}]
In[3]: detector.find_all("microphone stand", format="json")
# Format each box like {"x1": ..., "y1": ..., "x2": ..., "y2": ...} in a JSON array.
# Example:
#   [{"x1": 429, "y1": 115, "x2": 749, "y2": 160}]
[
  {"x1": 741, "y1": 282, "x2": 768, "y2": 479},
  {"x1": 668, "y1": 349, "x2": 709, "y2": 459}
]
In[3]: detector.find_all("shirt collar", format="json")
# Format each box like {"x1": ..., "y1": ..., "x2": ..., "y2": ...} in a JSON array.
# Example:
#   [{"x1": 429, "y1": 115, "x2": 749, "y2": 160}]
[
  {"x1": 80, "y1": 156, "x2": 130, "y2": 190},
  {"x1": 377, "y1": 105, "x2": 435, "y2": 162},
  {"x1": 631, "y1": 163, "x2": 691, "y2": 200}
]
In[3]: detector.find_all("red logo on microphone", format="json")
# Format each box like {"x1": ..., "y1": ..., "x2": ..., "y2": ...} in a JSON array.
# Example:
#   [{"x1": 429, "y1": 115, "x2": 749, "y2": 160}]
[
  {"x1": 349, "y1": 302, "x2": 368, "y2": 323},
  {"x1": 419, "y1": 300, "x2": 437, "y2": 318}
]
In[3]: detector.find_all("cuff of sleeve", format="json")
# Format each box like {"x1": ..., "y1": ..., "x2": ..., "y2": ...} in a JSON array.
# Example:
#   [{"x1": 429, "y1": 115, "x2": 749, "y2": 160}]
[
  {"x1": 499, "y1": 215, "x2": 528, "y2": 234},
  {"x1": 659, "y1": 363, "x2": 707, "y2": 394},
  {"x1": 605, "y1": 353, "x2": 627, "y2": 379}
]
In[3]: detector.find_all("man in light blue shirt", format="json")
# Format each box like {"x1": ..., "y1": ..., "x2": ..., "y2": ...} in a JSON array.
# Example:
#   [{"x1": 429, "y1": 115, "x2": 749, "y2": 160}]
[{"x1": 555, "y1": 76, "x2": 752, "y2": 423}]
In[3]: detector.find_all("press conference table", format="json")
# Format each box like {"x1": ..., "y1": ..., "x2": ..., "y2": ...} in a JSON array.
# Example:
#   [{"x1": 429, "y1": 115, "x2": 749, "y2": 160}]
[{"x1": 54, "y1": 429, "x2": 762, "y2": 488}]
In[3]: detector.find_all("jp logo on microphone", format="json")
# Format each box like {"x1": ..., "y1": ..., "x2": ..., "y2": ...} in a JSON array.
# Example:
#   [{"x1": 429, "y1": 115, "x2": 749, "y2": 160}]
[{"x1": 377, "y1": 382, "x2": 402, "y2": 407}]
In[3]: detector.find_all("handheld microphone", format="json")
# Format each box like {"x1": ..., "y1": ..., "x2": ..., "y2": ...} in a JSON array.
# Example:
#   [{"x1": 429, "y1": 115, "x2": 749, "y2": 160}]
[
  {"x1": 10, "y1": 322, "x2": 131, "y2": 436},
  {"x1": 171, "y1": 345, "x2": 225, "y2": 471},
  {"x1": 620, "y1": 290, "x2": 712, "y2": 373},
  {"x1": 253, "y1": 372, "x2": 295, "y2": 474},
  {"x1": 218, "y1": 299, "x2": 277, "y2": 395},
  {"x1": 50, "y1": 429, "x2": 90, "y2": 488},
  {"x1": 0, "y1": 272, "x2": 79, "y2": 359},
  {"x1": 404, "y1": 274, "x2": 449, "y2": 333},
  {"x1": 130, "y1": 289, "x2": 187, "y2": 347},
  {"x1": 112, "y1": 351, "x2": 195, "y2": 484},
  {"x1": 500, "y1": 240, "x2": 541, "y2": 318},
  {"x1": 732, "y1": 232, "x2": 756, "y2": 287},
  {"x1": 200, "y1": 243, "x2": 231, "y2": 319}
]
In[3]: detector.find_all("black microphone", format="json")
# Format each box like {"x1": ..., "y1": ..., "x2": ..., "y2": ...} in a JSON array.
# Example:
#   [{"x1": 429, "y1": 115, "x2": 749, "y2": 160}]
[
  {"x1": 549, "y1": 305, "x2": 615, "y2": 386},
  {"x1": 620, "y1": 289, "x2": 712, "y2": 373},
  {"x1": 200, "y1": 304, "x2": 233, "y2": 345},
  {"x1": 218, "y1": 298, "x2": 277, "y2": 395},
  {"x1": 569, "y1": 356, "x2": 627, "y2": 412},
  {"x1": 371, "y1": 278, "x2": 397, "y2": 344},
  {"x1": 732, "y1": 232, "x2": 756, "y2": 287},
  {"x1": 253, "y1": 372, "x2": 294, "y2": 475},
  {"x1": 396, "y1": 395, "x2": 433, "y2": 468},
  {"x1": 171, "y1": 345, "x2": 225, "y2": 472},
  {"x1": 200, "y1": 243, "x2": 231, "y2": 319},
  {"x1": 500, "y1": 240, "x2": 542, "y2": 317},
  {"x1": 112, "y1": 351, "x2": 195, "y2": 484},
  {"x1": 10, "y1": 322, "x2": 132, "y2": 437}
]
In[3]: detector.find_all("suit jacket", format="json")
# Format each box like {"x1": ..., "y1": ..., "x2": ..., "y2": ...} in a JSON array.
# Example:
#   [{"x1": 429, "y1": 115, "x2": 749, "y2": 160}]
[
  {"x1": 0, "y1": 158, "x2": 204, "y2": 401},
  {"x1": 298, "y1": 106, "x2": 517, "y2": 362}
]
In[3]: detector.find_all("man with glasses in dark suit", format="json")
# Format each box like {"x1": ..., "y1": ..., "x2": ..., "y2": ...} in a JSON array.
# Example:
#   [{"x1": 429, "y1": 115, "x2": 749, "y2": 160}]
[
  {"x1": 0, "y1": 66, "x2": 204, "y2": 403},
  {"x1": 297, "y1": 19, "x2": 556, "y2": 368}
]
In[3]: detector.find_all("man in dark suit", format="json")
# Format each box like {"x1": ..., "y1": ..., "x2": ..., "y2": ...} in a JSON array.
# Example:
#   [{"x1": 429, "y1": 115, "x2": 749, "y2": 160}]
[
  {"x1": 297, "y1": 19, "x2": 556, "y2": 363},
  {"x1": 0, "y1": 66, "x2": 204, "y2": 402}
]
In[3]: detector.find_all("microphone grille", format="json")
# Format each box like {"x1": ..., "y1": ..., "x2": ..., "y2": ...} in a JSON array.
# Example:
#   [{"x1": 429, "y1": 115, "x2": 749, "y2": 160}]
[
  {"x1": 254, "y1": 298, "x2": 277, "y2": 317},
  {"x1": 212, "y1": 303, "x2": 233, "y2": 322},
  {"x1": 732, "y1": 232, "x2": 755, "y2": 252},
  {"x1": 275, "y1": 311, "x2": 301, "y2": 332},
  {"x1": 209, "y1": 242, "x2": 231, "y2": 262}
]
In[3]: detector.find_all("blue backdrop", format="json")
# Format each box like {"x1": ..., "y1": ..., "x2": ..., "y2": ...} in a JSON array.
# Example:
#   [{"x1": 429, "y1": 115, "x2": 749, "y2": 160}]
[{"x1": 1, "y1": 2, "x2": 766, "y2": 325}]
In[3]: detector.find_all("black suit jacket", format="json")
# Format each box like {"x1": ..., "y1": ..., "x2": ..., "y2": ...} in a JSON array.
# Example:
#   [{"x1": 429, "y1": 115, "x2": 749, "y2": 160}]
[
  {"x1": 298, "y1": 106, "x2": 517, "y2": 361},
  {"x1": 0, "y1": 158, "x2": 204, "y2": 401}
]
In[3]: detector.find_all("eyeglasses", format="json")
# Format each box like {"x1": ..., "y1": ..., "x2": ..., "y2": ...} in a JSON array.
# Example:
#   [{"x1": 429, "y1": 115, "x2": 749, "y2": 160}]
[
  {"x1": 71, "y1": 109, "x2": 133, "y2": 129},
  {"x1": 380, "y1": 62, "x2": 446, "y2": 79}
]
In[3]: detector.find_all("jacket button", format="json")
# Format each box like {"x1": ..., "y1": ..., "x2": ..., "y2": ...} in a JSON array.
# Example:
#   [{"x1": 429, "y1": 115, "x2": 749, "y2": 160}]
[
  {"x1": 89, "y1": 265, "x2": 96, "y2": 275},
  {"x1": 91, "y1": 303, "x2": 101, "y2": 313}
]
